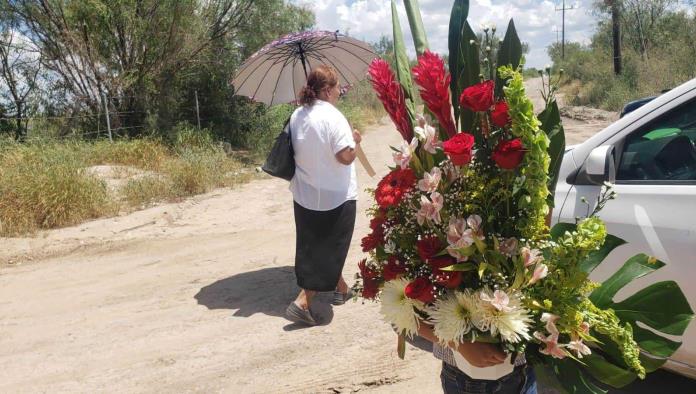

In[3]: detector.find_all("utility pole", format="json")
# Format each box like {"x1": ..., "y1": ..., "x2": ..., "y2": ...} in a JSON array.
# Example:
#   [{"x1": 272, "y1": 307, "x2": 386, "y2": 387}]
[
  {"x1": 555, "y1": 0, "x2": 576, "y2": 59},
  {"x1": 608, "y1": 0, "x2": 622, "y2": 74},
  {"x1": 554, "y1": 26, "x2": 561, "y2": 45}
]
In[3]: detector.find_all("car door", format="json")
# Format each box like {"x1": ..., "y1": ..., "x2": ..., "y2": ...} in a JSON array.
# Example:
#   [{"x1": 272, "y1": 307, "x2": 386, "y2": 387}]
[{"x1": 559, "y1": 98, "x2": 696, "y2": 376}]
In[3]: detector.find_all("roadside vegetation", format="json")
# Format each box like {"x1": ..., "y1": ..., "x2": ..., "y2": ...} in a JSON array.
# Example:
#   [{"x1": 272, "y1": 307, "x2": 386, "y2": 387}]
[
  {"x1": 0, "y1": 2, "x2": 385, "y2": 237},
  {"x1": 551, "y1": 1, "x2": 696, "y2": 111}
]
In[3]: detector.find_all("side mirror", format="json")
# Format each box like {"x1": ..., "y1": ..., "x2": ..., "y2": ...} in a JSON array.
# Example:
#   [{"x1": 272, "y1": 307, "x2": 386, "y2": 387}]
[{"x1": 585, "y1": 145, "x2": 616, "y2": 185}]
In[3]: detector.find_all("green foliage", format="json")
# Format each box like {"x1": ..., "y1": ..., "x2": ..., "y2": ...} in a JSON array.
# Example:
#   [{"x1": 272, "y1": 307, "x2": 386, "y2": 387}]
[
  {"x1": 537, "y1": 100, "x2": 565, "y2": 205},
  {"x1": 494, "y1": 20, "x2": 523, "y2": 99},
  {"x1": 499, "y1": 66, "x2": 550, "y2": 239},
  {"x1": 403, "y1": 0, "x2": 429, "y2": 56},
  {"x1": 539, "y1": 219, "x2": 695, "y2": 391},
  {"x1": 391, "y1": 0, "x2": 417, "y2": 129},
  {"x1": 455, "y1": 22, "x2": 479, "y2": 132},
  {"x1": 550, "y1": 5, "x2": 696, "y2": 110},
  {"x1": 448, "y1": 0, "x2": 469, "y2": 127}
]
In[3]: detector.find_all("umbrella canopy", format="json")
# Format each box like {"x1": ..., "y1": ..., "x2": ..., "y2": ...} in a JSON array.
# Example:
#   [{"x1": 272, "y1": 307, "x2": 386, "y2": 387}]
[{"x1": 231, "y1": 30, "x2": 378, "y2": 106}]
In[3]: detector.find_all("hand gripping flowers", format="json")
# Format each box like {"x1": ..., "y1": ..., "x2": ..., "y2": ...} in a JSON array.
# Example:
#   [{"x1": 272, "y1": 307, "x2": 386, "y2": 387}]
[{"x1": 359, "y1": 51, "x2": 654, "y2": 381}]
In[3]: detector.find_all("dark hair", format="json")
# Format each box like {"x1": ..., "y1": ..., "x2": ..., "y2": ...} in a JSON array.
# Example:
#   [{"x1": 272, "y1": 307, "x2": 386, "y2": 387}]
[{"x1": 299, "y1": 65, "x2": 339, "y2": 106}]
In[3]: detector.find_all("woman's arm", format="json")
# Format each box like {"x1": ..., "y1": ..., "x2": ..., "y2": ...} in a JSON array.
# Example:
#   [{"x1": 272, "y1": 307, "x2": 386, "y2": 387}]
[
  {"x1": 335, "y1": 129, "x2": 362, "y2": 165},
  {"x1": 417, "y1": 322, "x2": 507, "y2": 368}
]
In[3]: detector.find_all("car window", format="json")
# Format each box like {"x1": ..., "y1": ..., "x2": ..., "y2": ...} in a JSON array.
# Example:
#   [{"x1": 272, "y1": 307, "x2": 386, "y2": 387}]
[{"x1": 617, "y1": 99, "x2": 696, "y2": 182}]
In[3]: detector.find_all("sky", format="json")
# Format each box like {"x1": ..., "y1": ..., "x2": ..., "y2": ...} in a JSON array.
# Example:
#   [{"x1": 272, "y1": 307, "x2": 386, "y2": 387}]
[{"x1": 291, "y1": 0, "x2": 598, "y2": 69}]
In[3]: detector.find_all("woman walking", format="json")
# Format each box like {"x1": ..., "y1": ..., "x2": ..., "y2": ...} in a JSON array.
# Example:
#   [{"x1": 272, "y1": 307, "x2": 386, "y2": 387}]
[{"x1": 285, "y1": 65, "x2": 361, "y2": 326}]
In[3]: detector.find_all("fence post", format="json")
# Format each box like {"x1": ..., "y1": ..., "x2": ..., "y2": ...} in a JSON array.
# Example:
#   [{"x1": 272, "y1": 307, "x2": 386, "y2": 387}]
[
  {"x1": 194, "y1": 90, "x2": 201, "y2": 130},
  {"x1": 101, "y1": 92, "x2": 113, "y2": 142}
]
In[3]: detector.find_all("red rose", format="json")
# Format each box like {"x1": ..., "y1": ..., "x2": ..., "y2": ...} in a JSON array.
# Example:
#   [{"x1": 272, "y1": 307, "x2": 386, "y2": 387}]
[
  {"x1": 443, "y1": 132, "x2": 475, "y2": 166},
  {"x1": 375, "y1": 168, "x2": 417, "y2": 208},
  {"x1": 362, "y1": 278, "x2": 380, "y2": 299},
  {"x1": 417, "y1": 236, "x2": 443, "y2": 262},
  {"x1": 459, "y1": 80, "x2": 495, "y2": 112},
  {"x1": 491, "y1": 101, "x2": 511, "y2": 128},
  {"x1": 405, "y1": 277, "x2": 436, "y2": 303},
  {"x1": 383, "y1": 256, "x2": 407, "y2": 281},
  {"x1": 433, "y1": 269, "x2": 463, "y2": 289},
  {"x1": 492, "y1": 138, "x2": 526, "y2": 169},
  {"x1": 416, "y1": 236, "x2": 452, "y2": 268}
]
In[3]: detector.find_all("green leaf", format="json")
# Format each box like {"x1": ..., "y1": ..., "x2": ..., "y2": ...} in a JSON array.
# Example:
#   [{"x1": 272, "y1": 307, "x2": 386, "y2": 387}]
[
  {"x1": 541, "y1": 358, "x2": 608, "y2": 394},
  {"x1": 580, "y1": 234, "x2": 626, "y2": 274},
  {"x1": 583, "y1": 354, "x2": 637, "y2": 388},
  {"x1": 590, "y1": 254, "x2": 666, "y2": 309},
  {"x1": 397, "y1": 332, "x2": 406, "y2": 359},
  {"x1": 403, "y1": 0, "x2": 429, "y2": 56},
  {"x1": 458, "y1": 21, "x2": 479, "y2": 132},
  {"x1": 632, "y1": 324, "x2": 682, "y2": 358},
  {"x1": 440, "y1": 263, "x2": 475, "y2": 272},
  {"x1": 550, "y1": 222, "x2": 576, "y2": 240},
  {"x1": 448, "y1": 0, "x2": 469, "y2": 126},
  {"x1": 494, "y1": 19, "x2": 522, "y2": 99},
  {"x1": 613, "y1": 281, "x2": 694, "y2": 336},
  {"x1": 537, "y1": 99, "x2": 566, "y2": 204},
  {"x1": 391, "y1": 0, "x2": 417, "y2": 128},
  {"x1": 589, "y1": 253, "x2": 694, "y2": 361}
]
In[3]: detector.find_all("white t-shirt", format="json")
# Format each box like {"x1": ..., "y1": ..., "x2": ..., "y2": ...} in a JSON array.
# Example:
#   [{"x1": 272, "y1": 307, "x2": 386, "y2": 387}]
[{"x1": 289, "y1": 100, "x2": 357, "y2": 211}]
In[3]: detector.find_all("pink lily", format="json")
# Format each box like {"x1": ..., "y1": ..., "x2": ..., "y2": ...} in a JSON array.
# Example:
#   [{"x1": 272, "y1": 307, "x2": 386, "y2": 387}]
[
  {"x1": 418, "y1": 167, "x2": 442, "y2": 193},
  {"x1": 534, "y1": 331, "x2": 567, "y2": 359},
  {"x1": 392, "y1": 138, "x2": 418, "y2": 169},
  {"x1": 541, "y1": 313, "x2": 560, "y2": 337},
  {"x1": 415, "y1": 123, "x2": 442, "y2": 154},
  {"x1": 528, "y1": 263, "x2": 548, "y2": 285},
  {"x1": 416, "y1": 192, "x2": 444, "y2": 225},
  {"x1": 480, "y1": 290, "x2": 513, "y2": 312},
  {"x1": 499, "y1": 237, "x2": 518, "y2": 257},
  {"x1": 466, "y1": 214, "x2": 484, "y2": 239},
  {"x1": 567, "y1": 339, "x2": 592, "y2": 359},
  {"x1": 521, "y1": 247, "x2": 543, "y2": 267}
]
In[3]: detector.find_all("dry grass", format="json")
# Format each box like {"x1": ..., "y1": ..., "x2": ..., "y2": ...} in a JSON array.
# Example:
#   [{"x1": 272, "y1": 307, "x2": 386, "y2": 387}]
[{"x1": 0, "y1": 128, "x2": 251, "y2": 236}]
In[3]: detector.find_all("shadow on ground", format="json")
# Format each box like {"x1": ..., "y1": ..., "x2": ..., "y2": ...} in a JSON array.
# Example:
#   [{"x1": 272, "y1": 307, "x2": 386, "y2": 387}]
[{"x1": 194, "y1": 265, "x2": 334, "y2": 327}]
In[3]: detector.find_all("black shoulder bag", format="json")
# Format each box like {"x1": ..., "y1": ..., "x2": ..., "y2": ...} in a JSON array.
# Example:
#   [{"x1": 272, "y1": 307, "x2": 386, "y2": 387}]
[{"x1": 261, "y1": 118, "x2": 295, "y2": 181}]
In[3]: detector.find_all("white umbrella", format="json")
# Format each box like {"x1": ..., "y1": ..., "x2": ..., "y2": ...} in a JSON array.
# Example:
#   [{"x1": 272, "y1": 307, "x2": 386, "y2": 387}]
[{"x1": 231, "y1": 30, "x2": 378, "y2": 106}]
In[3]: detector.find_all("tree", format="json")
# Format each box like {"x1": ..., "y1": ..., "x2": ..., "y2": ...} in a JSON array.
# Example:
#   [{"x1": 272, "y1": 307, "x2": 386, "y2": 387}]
[{"x1": 0, "y1": 9, "x2": 40, "y2": 139}]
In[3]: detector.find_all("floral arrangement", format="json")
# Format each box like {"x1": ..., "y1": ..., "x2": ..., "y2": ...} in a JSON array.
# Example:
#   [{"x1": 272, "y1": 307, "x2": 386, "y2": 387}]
[{"x1": 355, "y1": 1, "x2": 693, "y2": 391}]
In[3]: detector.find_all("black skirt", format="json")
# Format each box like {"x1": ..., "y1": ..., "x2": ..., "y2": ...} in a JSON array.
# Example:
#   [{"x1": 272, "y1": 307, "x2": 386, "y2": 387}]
[{"x1": 293, "y1": 200, "x2": 356, "y2": 292}]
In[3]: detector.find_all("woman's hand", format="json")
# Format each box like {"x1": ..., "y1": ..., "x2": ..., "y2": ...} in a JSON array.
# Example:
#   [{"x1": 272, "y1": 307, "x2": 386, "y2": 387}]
[
  {"x1": 352, "y1": 129, "x2": 362, "y2": 145},
  {"x1": 455, "y1": 341, "x2": 507, "y2": 368}
]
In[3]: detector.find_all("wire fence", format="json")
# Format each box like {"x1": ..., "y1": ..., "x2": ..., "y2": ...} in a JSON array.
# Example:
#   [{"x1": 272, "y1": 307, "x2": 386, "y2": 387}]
[{"x1": 0, "y1": 90, "x2": 219, "y2": 141}]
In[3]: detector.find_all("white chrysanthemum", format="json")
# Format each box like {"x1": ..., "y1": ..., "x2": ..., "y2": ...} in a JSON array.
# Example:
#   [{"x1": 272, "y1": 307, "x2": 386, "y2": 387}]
[
  {"x1": 473, "y1": 288, "x2": 532, "y2": 343},
  {"x1": 380, "y1": 278, "x2": 422, "y2": 338},
  {"x1": 429, "y1": 290, "x2": 478, "y2": 344}
]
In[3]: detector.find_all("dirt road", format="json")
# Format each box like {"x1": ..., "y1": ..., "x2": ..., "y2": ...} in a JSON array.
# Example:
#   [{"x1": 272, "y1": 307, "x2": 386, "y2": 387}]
[{"x1": 0, "y1": 81, "x2": 614, "y2": 393}]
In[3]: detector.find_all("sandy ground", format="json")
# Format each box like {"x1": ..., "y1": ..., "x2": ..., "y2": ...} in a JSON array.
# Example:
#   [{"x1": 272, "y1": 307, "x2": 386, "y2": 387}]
[{"x1": 0, "y1": 80, "x2": 615, "y2": 393}]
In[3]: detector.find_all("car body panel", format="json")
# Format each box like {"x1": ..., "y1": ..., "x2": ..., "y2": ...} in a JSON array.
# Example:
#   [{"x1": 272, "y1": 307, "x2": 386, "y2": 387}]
[{"x1": 553, "y1": 78, "x2": 696, "y2": 378}]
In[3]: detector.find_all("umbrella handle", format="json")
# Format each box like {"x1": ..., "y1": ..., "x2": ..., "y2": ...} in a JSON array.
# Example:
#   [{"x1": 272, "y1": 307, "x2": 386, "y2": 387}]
[{"x1": 356, "y1": 144, "x2": 376, "y2": 178}]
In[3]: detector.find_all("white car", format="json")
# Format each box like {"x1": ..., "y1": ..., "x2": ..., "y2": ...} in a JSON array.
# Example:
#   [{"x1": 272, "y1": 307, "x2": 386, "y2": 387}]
[{"x1": 553, "y1": 77, "x2": 696, "y2": 378}]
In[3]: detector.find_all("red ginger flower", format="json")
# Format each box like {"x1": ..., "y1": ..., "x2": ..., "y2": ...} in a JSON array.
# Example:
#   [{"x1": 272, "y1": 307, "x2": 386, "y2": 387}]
[
  {"x1": 375, "y1": 168, "x2": 416, "y2": 209},
  {"x1": 368, "y1": 59, "x2": 413, "y2": 140},
  {"x1": 460, "y1": 80, "x2": 495, "y2": 112},
  {"x1": 412, "y1": 51, "x2": 456, "y2": 138}
]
